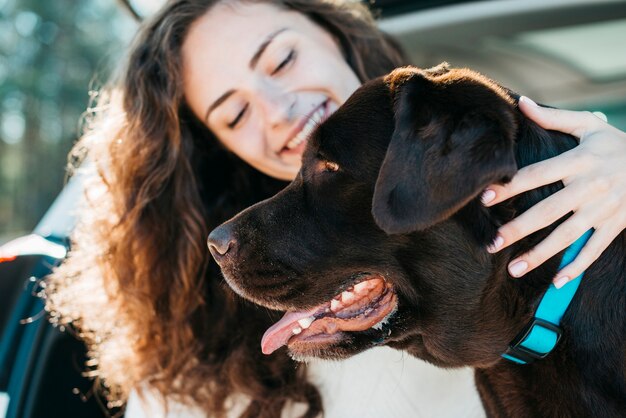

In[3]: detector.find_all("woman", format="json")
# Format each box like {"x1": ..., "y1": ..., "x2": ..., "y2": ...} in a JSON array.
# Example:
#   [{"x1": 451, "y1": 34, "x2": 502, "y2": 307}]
[{"x1": 46, "y1": 0, "x2": 626, "y2": 417}]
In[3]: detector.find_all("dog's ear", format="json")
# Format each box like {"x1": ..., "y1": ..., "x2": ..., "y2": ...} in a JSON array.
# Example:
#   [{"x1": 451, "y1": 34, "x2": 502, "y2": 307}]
[{"x1": 372, "y1": 73, "x2": 518, "y2": 234}]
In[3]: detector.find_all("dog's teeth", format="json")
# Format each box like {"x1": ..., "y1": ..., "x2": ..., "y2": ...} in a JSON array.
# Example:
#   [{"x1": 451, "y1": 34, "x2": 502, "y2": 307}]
[
  {"x1": 330, "y1": 299, "x2": 342, "y2": 312},
  {"x1": 372, "y1": 309, "x2": 396, "y2": 332},
  {"x1": 354, "y1": 281, "x2": 369, "y2": 293},
  {"x1": 298, "y1": 317, "x2": 315, "y2": 329},
  {"x1": 341, "y1": 291, "x2": 355, "y2": 304},
  {"x1": 292, "y1": 326, "x2": 302, "y2": 335}
]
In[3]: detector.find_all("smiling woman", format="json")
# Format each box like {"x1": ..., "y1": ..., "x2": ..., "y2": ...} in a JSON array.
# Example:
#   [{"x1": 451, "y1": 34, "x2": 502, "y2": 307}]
[
  {"x1": 42, "y1": 0, "x2": 626, "y2": 416},
  {"x1": 43, "y1": 1, "x2": 429, "y2": 417},
  {"x1": 182, "y1": 2, "x2": 362, "y2": 180}
]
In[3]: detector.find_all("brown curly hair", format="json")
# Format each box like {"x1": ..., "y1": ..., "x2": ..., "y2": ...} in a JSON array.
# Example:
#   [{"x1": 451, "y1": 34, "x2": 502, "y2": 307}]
[{"x1": 45, "y1": 1, "x2": 406, "y2": 417}]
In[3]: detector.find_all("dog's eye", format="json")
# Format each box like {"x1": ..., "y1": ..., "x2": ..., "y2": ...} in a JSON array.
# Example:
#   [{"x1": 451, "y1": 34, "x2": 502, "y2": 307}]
[
  {"x1": 315, "y1": 160, "x2": 339, "y2": 173},
  {"x1": 323, "y1": 161, "x2": 339, "y2": 172}
]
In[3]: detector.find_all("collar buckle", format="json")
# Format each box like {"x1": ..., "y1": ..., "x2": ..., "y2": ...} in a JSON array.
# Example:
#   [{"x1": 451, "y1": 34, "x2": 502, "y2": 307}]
[{"x1": 504, "y1": 317, "x2": 562, "y2": 364}]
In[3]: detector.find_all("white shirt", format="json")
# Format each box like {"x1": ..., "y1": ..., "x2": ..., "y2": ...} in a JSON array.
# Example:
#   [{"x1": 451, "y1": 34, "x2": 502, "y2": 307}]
[{"x1": 125, "y1": 347, "x2": 485, "y2": 418}]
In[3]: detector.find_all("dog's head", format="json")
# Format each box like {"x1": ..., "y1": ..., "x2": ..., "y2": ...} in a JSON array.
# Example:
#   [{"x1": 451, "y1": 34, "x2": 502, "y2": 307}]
[{"x1": 209, "y1": 65, "x2": 559, "y2": 367}]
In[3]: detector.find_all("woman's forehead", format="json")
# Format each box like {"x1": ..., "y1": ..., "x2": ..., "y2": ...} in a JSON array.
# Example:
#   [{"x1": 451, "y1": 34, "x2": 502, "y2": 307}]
[
  {"x1": 181, "y1": 2, "x2": 317, "y2": 119},
  {"x1": 184, "y1": 2, "x2": 302, "y2": 55}
]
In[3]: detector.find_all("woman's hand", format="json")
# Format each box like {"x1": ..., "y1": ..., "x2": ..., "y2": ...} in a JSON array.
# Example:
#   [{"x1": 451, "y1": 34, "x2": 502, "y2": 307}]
[{"x1": 482, "y1": 96, "x2": 626, "y2": 288}]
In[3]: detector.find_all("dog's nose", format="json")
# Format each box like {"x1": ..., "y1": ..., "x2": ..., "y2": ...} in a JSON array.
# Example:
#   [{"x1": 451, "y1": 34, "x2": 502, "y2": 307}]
[{"x1": 207, "y1": 223, "x2": 237, "y2": 263}]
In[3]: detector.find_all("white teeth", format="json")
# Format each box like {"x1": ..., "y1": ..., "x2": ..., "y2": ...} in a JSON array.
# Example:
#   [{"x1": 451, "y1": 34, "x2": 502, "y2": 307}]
[
  {"x1": 354, "y1": 281, "x2": 369, "y2": 293},
  {"x1": 292, "y1": 326, "x2": 302, "y2": 335},
  {"x1": 330, "y1": 299, "x2": 341, "y2": 312},
  {"x1": 372, "y1": 308, "x2": 396, "y2": 331},
  {"x1": 298, "y1": 317, "x2": 315, "y2": 329},
  {"x1": 341, "y1": 291, "x2": 355, "y2": 304},
  {"x1": 285, "y1": 106, "x2": 326, "y2": 150}
]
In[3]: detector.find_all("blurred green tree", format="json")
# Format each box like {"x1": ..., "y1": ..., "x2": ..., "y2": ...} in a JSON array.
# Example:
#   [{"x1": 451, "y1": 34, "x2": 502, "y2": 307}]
[{"x1": 0, "y1": 0, "x2": 137, "y2": 243}]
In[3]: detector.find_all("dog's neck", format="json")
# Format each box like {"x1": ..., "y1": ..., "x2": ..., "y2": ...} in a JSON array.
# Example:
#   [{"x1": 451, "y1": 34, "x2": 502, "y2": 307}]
[{"x1": 473, "y1": 114, "x2": 626, "y2": 417}]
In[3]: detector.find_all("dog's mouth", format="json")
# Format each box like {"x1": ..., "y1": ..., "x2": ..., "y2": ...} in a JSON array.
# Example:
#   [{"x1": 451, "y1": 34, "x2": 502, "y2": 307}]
[{"x1": 261, "y1": 274, "x2": 397, "y2": 355}]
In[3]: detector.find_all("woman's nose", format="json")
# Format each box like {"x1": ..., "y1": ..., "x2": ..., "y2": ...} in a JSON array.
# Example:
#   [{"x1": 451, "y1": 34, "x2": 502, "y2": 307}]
[{"x1": 257, "y1": 86, "x2": 296, "y2": 127}]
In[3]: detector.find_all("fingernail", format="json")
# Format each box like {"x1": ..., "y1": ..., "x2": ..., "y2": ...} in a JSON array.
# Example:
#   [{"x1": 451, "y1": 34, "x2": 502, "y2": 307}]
[
  {"x1": 554, "y1": 276, "x2": 570, "y2": 289},
  {"x1": 520, "y1": 96, "x2": 538, "y2": 107},
  {"x1": 487, "y1": 235, "x2": 504, "y2": 253},
  {"x1": 481, "y1": 189, "x2": 496, "y2": 205},
  {"x1": 592, "y1": 111, "x2": 608, "y2": 122},
  {"x1": 508, "y1": 260, "x2": 528, "y2": 277}
]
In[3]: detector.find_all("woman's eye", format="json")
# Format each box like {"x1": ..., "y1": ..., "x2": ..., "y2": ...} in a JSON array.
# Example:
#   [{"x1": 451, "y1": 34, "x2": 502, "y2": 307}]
[
  {"x1": 271, "y1": 49, "x2": 295, "y2": 75},
  {"x1": 227, "y1": 103, "x2": 248, "y2": 129}
]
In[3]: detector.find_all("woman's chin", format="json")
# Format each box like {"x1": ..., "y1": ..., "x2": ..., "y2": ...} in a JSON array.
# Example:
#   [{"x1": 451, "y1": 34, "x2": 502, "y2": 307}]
[{"x1": 272, "y1": 158, "x2": 303, "y2": 181}]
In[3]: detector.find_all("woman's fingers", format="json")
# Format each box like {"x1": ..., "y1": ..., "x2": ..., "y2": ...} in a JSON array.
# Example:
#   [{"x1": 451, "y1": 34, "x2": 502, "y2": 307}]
[
  {"x1": 482, "y1": 148, "x2": 585, "y2": 207},
  {"x1": 487, "y1": 185, "x2": 585, "y2": 254},
  {"x1": 503, "y1": 208, "x2": 593, "y2": 280},
  {"x1": 517, "y1": 96, "x2": 602, "y2": 138},
  {"x1": 552, "y1": 225, "x2": 622, "y2": 288},
  {"x1": 483, "y1": 97, "x2": 626, "y2": 282},
  {"x1": 491, "y1": 179, "x2": 622, "y2": 280}
]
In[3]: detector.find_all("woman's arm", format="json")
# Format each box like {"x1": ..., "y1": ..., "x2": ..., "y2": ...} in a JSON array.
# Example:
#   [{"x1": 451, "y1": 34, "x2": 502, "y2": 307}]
[{"x1": 482, "y1": 96, "x2": 626, "y2": 288}]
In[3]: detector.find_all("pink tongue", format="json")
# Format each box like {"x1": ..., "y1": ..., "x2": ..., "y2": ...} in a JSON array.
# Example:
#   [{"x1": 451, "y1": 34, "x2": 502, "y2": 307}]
[{"x1": 261, "y1": 305, "x2": 324, "y2": 355}]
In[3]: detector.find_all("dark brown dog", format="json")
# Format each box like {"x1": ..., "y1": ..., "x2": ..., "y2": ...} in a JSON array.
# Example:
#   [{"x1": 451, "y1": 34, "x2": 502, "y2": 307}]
[{"x1": 208, "y1": 65, "x2": 626, "y2": 417}]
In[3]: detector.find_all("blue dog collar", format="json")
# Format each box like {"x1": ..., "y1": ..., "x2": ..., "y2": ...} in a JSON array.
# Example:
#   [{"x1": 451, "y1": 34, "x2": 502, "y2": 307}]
[{"x1": 502, "y1": 229, "x2": 594, "y2": 364}]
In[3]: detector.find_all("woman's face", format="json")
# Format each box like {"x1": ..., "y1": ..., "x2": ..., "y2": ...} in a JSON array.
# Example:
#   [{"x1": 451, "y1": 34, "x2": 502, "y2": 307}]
[{"x1": 182, "y1": 2, "x2": 362, "y2": 180}]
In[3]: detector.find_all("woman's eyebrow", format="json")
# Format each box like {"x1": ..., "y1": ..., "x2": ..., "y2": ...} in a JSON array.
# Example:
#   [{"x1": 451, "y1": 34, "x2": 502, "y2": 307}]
[
  {"x1": 249, "y1": 27, "x2": 288, "y2": 70},
  {"x1": 204, "y1": 28, "x2": 289, "y2": 123},
  {"x1": 205, "y1": 89, "x2": 235, "y2": 123}
]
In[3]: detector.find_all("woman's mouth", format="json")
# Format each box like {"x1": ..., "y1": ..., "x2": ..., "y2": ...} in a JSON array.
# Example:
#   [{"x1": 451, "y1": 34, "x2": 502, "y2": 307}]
[{"x1": 281, "y1": 101, "x2": 329, "y2": 155}]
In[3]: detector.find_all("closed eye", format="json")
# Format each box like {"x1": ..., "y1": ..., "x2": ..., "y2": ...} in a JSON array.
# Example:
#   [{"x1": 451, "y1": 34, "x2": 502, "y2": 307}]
[
  {"x1": 227, "y1": 103, "x2": 249, "y2": 129},
  {"x1": 272, "y1": 49, "x2": 295, "y2": 75}
]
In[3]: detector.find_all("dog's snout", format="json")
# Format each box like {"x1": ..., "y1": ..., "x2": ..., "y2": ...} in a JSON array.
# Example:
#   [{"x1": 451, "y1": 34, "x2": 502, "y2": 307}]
[{"x1": 208, "y1": 223, "x2": 237, "y2": 262}]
